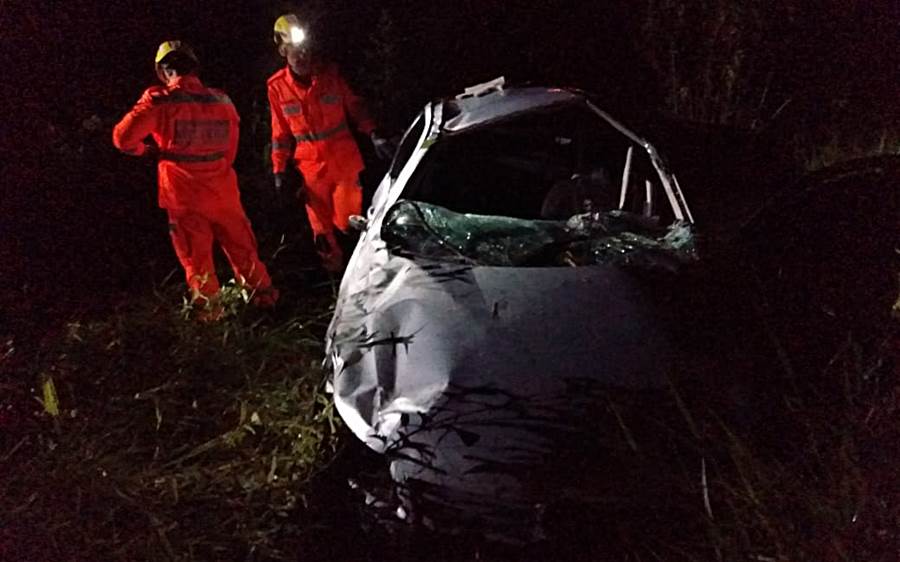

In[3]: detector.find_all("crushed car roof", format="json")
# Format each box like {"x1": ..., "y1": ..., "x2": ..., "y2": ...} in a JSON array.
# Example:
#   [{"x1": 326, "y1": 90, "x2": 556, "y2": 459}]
[{"x1": 441, "y1": 80, "x2": 583, "y2": 133}]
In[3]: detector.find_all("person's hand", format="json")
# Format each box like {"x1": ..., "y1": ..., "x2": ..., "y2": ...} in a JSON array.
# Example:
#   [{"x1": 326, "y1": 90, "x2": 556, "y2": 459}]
[
  {"x1": 273, "y1": 172, "x2": 287, "y2": 198},
  {"x1": 274, "y1": 172, "x2": 306, "y2": 205},
  {"x1": 294, "y1": 174, "x2": 307, "y2": 204},
  {"x1": 370, "y1": 131, "x2": 395, "y2": 161}
]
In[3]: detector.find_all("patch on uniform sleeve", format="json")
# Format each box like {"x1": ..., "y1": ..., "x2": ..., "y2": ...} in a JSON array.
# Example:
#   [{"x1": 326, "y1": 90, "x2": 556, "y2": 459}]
[
  {"x1": 320, "y1": 94, "x2": 341, "y2": 105},
  {"x1": 282, "y1": 103, "x2": 302, "y2": 116}
]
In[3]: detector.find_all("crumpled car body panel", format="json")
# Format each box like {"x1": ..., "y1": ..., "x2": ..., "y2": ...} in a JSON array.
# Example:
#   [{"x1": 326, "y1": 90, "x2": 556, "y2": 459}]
[
  {"x1": 442, "y1": 86, "x2": 583, "y2": 133},
  {"x1": 324, "y1": 82, "x2": 697, "y2": 539},
  {"x1": 331, "y1": 258, "x2": 672, "y2": 445},
  {"x1": 329, "y1": 248, "x2": 674, "y2": 540}
]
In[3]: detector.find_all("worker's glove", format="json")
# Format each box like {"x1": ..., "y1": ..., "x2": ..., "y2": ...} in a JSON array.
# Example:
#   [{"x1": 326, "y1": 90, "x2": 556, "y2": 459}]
[
  {"x1": 272, "y1": 172, "x2": 292, "y2": 210},
  {"x1": 273, "y1": 172, "x2": 306, "y2": 206},
  {"x1": 273, "y1": 172, "x2": 287, "y2": 198},
  {"x1": 370, "y1": 131, "x2": 395, "y2": 162},
  {"x1": 295, "y1": 174, "x2": 307, "y2": 204}
]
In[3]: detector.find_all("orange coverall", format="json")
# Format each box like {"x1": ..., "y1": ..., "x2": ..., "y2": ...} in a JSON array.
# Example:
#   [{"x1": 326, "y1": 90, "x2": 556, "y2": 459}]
[
  {"x1": 267, "y1": 64, "x2": 376, "y2": 267},
  {"x1": 113, "y1": 75, "x2": 275, "y2": 301}
]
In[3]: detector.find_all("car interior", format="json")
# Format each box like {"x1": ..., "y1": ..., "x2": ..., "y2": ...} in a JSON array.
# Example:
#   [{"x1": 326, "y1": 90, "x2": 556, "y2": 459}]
[{"x1": 398, "y1": 105, "x2": 673, "y2": 225}]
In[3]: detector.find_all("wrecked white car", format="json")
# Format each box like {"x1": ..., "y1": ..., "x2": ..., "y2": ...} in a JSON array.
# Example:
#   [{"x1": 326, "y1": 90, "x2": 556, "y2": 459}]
[{"x1": 325, "y1": 79, "x2": 697, "y2": 540}]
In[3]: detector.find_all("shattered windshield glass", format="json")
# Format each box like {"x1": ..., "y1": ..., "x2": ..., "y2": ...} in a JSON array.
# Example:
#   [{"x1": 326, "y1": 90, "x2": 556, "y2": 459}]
[{"x1": 381, "y1": 200, "x2": 697, "y2": 271}]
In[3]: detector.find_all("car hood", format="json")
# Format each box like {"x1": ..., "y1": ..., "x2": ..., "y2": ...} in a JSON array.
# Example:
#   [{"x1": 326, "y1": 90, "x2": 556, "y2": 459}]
[{"x1": 336, "y1": 261, "x2": 674, "y2": 427}]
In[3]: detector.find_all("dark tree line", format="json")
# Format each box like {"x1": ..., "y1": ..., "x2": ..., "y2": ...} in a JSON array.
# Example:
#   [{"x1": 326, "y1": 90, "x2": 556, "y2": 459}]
[{"x1": 2, "y1": 0, "x2": 897, "y2": 321}]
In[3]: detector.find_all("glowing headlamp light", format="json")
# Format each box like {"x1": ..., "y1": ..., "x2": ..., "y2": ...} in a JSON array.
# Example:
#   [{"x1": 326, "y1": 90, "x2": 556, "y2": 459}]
[{"x1": 289, "y1": 26, "x2": 306, "y2": 46}]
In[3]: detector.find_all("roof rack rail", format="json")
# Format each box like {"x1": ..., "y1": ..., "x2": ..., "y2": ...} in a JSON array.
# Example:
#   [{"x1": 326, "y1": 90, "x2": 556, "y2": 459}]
[{"x1": 456, "y1": 76, "x2": 505, "y2": 99}]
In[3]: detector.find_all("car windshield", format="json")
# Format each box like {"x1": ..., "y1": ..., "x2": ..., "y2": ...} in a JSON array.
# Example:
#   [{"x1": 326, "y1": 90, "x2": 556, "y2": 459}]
[
  {"x1": 381, "y1": 200, "x2": 696, "y2": 270},
  {"x1": 381, "y1": 102, "x2": 696, "y2": 270}
]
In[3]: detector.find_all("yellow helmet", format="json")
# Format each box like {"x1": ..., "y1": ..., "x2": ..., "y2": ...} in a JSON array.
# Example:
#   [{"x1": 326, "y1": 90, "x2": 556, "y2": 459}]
[
  {"x1": 273, "y1": 14, "x2": 308, "y2": 51},
  {"x1": 154, "y1": 41, "x2": 199, "y2": 82},
  {"x1": 155, "y1": 40, "x2": 198, "y2": 65}
]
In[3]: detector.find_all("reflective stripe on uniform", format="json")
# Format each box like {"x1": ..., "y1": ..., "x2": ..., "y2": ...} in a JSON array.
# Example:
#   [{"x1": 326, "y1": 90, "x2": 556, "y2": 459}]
[
  {"x1": 152, "y1": 92, "x2": 232, "y2": 105},
  {"x1": 294, "y1": 121, "x2": 349, "y2": 143},
  {"x1": 159, "y1": 150, "x2": 226, "y2": 162},
  {"x1": 174, "y1": 120, "x2": 230, "y2": 144},
  {"x1": 272, "y1": 140, "x2": 292, "y2": 151}
]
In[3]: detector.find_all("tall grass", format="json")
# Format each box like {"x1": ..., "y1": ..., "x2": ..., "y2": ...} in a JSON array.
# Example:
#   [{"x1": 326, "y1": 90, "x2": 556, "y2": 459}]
[
  {"x1": 0, "y1": 280, "x2": 345, "y2": 561},
  {"x1": 636, "y1": 0, "x2": 774, "y2": 130},
  {"x1": 634, "y1": 0, "x2": 900, "y2": 172},
  {"x1": 669, "y1": 334, "x2": 899, "y2": 561}
]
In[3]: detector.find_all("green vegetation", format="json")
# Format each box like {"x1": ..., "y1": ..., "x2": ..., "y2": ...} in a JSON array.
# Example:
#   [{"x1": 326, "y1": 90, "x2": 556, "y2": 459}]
[
  {"x1": 670, "y1": 336, "x2": 898, "y2": 561},
  {"x1": 1, "y1": 280, "x2": 348, "y2": 561},
  {"x1": 5, "y1": 3, "x2": 897, "y2": 552},
  {"x1": 3, "y1": 264, "x2": 896, "y2": 561}
]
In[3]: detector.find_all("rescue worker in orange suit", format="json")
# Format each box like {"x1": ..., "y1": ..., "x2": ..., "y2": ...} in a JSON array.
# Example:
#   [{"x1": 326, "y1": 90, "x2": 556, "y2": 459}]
[
  {"x1": 268, "y1": 14, "x2": 394, "y2": 271},
  {"x1": 113, "y1": 41, "x2": 278, "y2": 316}
]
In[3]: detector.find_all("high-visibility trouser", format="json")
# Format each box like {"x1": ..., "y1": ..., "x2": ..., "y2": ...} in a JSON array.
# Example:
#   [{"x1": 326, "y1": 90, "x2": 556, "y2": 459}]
[
  {"x1": 167, "y1": 205, "x2": 274, "y2": 299},
  {"x1": 302, "y1": 174, "x2": 362, "y2": 268}
]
